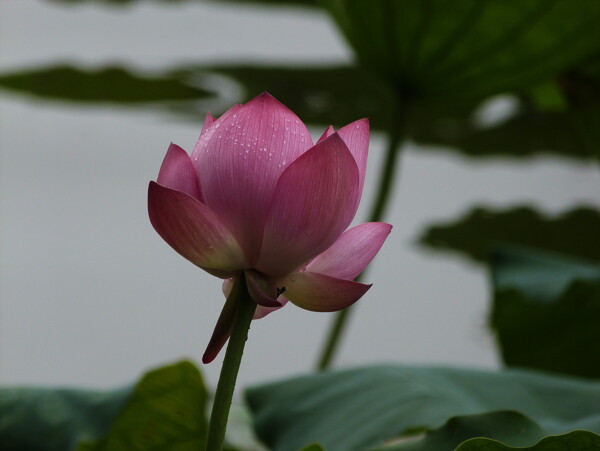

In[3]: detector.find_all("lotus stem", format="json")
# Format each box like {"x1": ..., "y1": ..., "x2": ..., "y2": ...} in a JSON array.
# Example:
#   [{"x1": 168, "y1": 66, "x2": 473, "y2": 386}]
[{"x1": 205, "y1": 274, "x2": 256, "y2": 450}]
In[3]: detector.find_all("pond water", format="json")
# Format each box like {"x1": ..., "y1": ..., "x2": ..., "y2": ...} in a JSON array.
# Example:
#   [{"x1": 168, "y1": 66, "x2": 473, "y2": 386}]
[{"x1": 1, "y1": 0, "x2": 599, "y2": 390}]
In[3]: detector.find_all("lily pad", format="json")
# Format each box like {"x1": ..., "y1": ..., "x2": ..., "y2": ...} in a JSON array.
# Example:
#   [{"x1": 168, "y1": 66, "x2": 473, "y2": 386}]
[
  {"x1": 370, "y1": 411, "x2": 547, "y2": 451},
  {"x1": 246, "y1": 365, "x2": 600, "y2": 451},
  {"x1": 0, "y1": 385, "x2": 130, "y2": 451},
  {"x1": 457, "y1": 430, "x2": 600, "y2": 451},
  {"x1": 0, "y1": 361, "x2": 210, "y2": 451},
  {"x1": 81, "y1": 361, "x2": 208, "y2": 450}
]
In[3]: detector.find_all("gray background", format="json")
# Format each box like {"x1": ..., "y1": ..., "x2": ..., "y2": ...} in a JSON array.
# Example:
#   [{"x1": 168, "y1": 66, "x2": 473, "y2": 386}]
[{"x1": 1, "y1": 0, "x2": 599, "y2": 391}]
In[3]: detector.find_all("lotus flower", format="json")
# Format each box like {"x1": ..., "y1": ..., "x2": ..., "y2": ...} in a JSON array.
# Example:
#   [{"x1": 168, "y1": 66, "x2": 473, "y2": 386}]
[{"x1": 148, "y1": 93, "x2": 391, "y2": 362}]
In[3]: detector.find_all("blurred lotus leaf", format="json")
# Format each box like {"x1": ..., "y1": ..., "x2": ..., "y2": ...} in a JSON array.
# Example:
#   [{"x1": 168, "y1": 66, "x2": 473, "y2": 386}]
[
  {"x1": 368, "y1": 411, "x2": 587, "y2": 451},
  {"x1": 0, "y1": 361, "x2": 210, "y2": 451},
  {"x1": 456, "y1": 430, "x2": 600, "y2": 451},
  {"x1": 325, "y1": 0, "x2": 600, "y2": 101},
  {"x1": 0, "y1": 385, "x2": 130, "y2": 451},
  {"x1": 247, "y1": 365, "x2": 600, "y2": 451},
  {"x1": 1, "y1": 64, "x2": 596, "y2": 160},
  {"x1": 419, "y1": 206, "x2": 600, "y2": 263},
  {"x1": 48, "y1": 0, "x2": 317, "y2": 6},
  {"x1": 80, "y1": 361, "x2": 208, "y2": 450},
  {"x1": 0, "y1": 65, "x2": 212, "y2": 104}
]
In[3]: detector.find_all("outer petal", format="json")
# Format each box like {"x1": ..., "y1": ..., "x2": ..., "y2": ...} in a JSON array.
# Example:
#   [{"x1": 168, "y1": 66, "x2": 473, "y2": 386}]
[
  {"x1": 157, "y1": 143, "x2": 202, "y2": 201},
  {"x1": 191, "y1": 93, "x2": 314, "y2": 265},
  {"x1": 222, "y1": 278, "x2": 286, "y2": 319},
  {"x1": 306, "y1": 222, "x2": 392, "y2": 280},
  {"x1": 202, "y1": 288, "x2": 237, "y2": 364},
  {"x1": 148, "y1": 182, "x2": 245, "y2": 277},
  {"x1": 317, "y1": 120, "x2": 369, "y2": 199},
  {"x1": 337, "y1": 119, "x2": 370, "y2": 198},
  {"x1": 253, "y1": 300, "x2": 287, "y2": 319},
  {"x1": 222, "y1": 278, "x2": 234, "y2": 298},
  {"x1": 256, "y1": 133, "x2": 360, "y2": 277},
  {"x1": 282, "y1": 271, "x2": 371, "y2": 312},
  {"x1": 245, "y1": 270, "x2": 281, "y2": 307}
]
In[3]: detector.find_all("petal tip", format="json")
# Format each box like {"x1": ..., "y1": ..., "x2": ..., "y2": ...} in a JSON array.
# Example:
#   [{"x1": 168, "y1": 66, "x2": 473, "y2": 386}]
[
  {"x1": 200, "y1": 113, "x2": 215, "y2": 135},
  {"x1": 321, "y1": 131, "x2": 350, "y2": 150},
  {"x1": 357, "y1": 117, "x2": 369, "y2": 127},
  {"x1": 202, "y1": 350, "x2": 217, "y2": 364},
  {"x1": 148, "y1": 179, "x2": 159, "y2": 194},
  {"x1": 243, "y1": 92, "x2": 303, "y2": 120}
]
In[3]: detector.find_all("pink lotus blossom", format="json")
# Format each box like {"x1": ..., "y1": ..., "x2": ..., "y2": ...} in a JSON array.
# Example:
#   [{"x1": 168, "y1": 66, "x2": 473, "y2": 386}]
[{"x1": 148, "y1": 93, "x2": 391, "y2": 362}]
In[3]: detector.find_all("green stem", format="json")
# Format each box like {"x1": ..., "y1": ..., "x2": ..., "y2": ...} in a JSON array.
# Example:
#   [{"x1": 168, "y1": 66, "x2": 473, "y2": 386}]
[
  {"x1": 316, "y1": 89, "x2": 410, "y2": 371},
  {"x1": 205, "y1": 274, "x2": 256, "y2": 451}
]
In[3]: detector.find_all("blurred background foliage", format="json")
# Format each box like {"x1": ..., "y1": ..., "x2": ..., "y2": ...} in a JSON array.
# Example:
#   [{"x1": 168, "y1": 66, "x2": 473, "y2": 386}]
[{"x1": 1, "y1": 0, "x2": 599, "y2": 449}]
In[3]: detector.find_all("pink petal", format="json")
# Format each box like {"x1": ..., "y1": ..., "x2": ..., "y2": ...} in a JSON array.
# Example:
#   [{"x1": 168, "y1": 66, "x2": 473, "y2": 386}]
[
  {"x1": 253, "y1": 299, "x2": 287, "y2": 319},
  {"x1": 256, "y1": 133, "x2": 360, "y2": 277},
  {"x1": 337, "y1": 119, "x2": 370, "y2": 197},
  {"x1": 317, "y1": 120, "x2": 369, "y2": 198},
  {"x1": 245, "y1": 270, "x2": 281, "y2": 307},
  {"x1": 317, "y1": 125, "x2": 335, "y2": 143},
  {"x1": 148, "y1": 182, "x2": 245, "y2": 277},
  {"x1": 156, "y1": 143, "x2": 202, "y2": 201},
  {"x1": 202, "y1": 289, "x2": 237, "y2": 364},
  {"x1": 306, "y1": 222, "x2": 392, "y2": 280},
  {"x1": 282, "y1": 272, "x2": 371, "y2": 312},
  {"x1": 191, "y1": 93, "x2": 314, "y2": 265}
]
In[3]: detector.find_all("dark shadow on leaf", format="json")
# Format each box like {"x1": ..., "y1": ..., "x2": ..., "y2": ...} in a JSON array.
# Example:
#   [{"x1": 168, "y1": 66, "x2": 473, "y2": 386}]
[
  {"x1": 490, "y1": 247, "x2": 600, "y2": 379},
  {"x1": 559, "y1": 53, "x2": 600, "y2": 161},
  {"x1": 410, "y1": 100, "x2": 592, "y2": 160}
]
